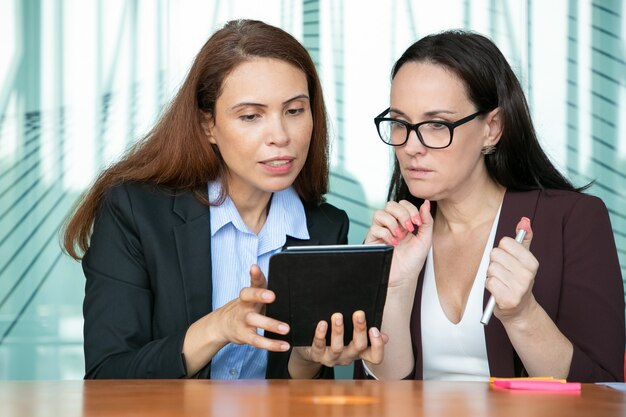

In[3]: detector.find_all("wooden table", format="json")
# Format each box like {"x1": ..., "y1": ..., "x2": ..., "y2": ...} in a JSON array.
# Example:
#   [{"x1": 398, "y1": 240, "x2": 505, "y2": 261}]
[{"x1": 1, "y1": 379, "x2": 624, "y2": 417}]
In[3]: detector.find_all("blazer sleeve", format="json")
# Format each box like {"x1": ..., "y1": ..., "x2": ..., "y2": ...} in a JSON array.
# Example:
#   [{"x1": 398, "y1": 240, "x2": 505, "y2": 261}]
[
  {"x1": 82, "y1": 185, "x2": 189, "y2": 379},
  {"x1": 558, "y1": 195, "x2": 625, "y2": 382}
]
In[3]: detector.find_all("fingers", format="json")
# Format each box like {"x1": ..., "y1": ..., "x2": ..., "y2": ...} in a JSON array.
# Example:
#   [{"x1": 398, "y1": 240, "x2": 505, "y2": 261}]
[
  {"x1": 329, "y1": 313, "x2": 345, "y2": 357},
  {"x1": 214, "y1": 300, "x2": 290, "y2": 352},
  {"x1": 249, "y1": 264, "x2": 268, "y2": 289},
  {"x1": 365, "y1": 200, "x2": 424, "y2": 245},
  {"x1": 308, "y1": 320, "x2": 329, "y2": 359},
  {"x1": 239, "y1": 286, "x2": 275, "y2": 304},
  {"x1": 350, "y1": 311, "x2": 368, "y2": 352},
  {"x1": 364, "y1": 327, "x2": 385, "y2": 364},
  {"x1": 244, "y1": 311, "x2": 290, "y2": 336},
  {"x1": 397, "y1": 200, "x2": 422, "y2": 232},
  {"x1": 415, "y1": 200, "x2": 433, "y2": 240},
  {"x1": 300, "y1": 312, "x2": 388, "y2": 368},
  {"x1": 492, "y1": 239, "x2": 539, "y2": 276},
  {"x1": 246, "y1": 332, "x2": 291, "y2": 352},
  {"x1": 366, "y1": 209, "x2": 403, "y2": 245}
]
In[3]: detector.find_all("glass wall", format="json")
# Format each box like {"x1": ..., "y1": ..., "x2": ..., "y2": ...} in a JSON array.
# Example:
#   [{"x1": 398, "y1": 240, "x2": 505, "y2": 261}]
[{"x1": 0, "y1": 0, "x2": 624, "y2": 379}]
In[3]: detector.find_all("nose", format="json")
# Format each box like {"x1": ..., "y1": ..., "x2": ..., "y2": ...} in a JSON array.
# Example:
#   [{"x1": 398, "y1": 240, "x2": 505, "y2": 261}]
[
  {"x1": 402, "y1": 128, "x2": 427, "y2": 156},
  {"x1": 266, "y1": 114, "x2": 290, "y2": 146}
]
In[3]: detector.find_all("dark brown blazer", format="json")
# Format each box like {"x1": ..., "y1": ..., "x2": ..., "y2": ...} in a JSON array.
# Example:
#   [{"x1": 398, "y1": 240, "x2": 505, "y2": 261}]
[
  {"x1": 358, "y1": 189, "x2": 625, "y2": 382},
  {"x1": 82, "y1": 182, "x2": 349, "y2": 379}
]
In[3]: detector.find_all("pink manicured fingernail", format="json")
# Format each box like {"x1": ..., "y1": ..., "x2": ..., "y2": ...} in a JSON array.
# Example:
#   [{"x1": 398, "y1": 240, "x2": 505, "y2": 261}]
[
  {"x1": 404, "y1": 219, "x2": 414, "y2": 232},
  {"x1": 413, "y1": 216, "x2": 422, "y2": 227},
  {"x1": 394, "y1": 227, "x2": 403, "y2": 238},
  {"x1": 371, "y1": 328, "x2": 380, "y2": 338},
  {"x1": 391, "y1": 237, "x2": 398, "y2": 246}
]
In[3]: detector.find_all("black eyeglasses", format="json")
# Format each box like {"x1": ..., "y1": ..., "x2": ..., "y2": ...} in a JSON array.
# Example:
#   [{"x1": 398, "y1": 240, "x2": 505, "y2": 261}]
[{"x1": 374, "y1": 108, "x2": 488, "y2": 149}]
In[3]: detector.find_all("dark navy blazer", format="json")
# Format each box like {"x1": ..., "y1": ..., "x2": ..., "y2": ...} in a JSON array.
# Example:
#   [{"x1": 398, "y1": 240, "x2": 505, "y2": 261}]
[{"x1": 82, "y1": 182, "x2": 349, "y2": 379}]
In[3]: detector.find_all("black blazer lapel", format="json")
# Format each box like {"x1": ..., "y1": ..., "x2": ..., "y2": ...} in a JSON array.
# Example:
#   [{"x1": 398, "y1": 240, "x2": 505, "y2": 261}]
[
  {"x1": 283, "y1": 206, "x2": 321, "y2": 248},
  {"x1": 172, "y1": 193, "x2": 213, "y2": 324}
]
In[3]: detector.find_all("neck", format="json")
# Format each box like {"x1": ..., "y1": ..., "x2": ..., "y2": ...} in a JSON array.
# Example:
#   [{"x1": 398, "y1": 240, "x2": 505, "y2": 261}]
[
  {"x1": 227, "y1": 183, "x2": 273, "y2": 235},
  {"x1": 435, "y1": 177, "x2": 505, "y2": 235}
]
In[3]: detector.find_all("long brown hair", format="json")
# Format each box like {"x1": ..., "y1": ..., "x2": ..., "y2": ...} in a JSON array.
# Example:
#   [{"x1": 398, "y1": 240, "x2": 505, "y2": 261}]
[{"x1": 63, "y1": 19, "x2": 329, "y2": 259}]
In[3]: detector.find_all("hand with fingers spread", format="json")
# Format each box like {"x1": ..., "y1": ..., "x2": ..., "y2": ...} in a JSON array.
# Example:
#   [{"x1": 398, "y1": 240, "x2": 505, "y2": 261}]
[
  {"x1": 182, "y1": 265, "x2": 291, "y2": 376},
  {"x1": 486, "y1": 217, "x2": 540, "y2": 323},
  {"x1": 288, "y1": 310, "x2": 388, "y2": 379},
  {"x1": 365, "y1": 199, "x2": 434, "y2": 288},
  {"x1": 212, "y1": 264, "x2": 291, "y2": 350}
]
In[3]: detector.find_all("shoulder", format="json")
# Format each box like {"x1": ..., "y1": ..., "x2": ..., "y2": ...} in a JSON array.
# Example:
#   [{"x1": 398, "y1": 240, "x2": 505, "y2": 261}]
[
  {"x1": 104, "y1": 182, "x2": 174, "y2": 204},
  {"x1": 537, "y1": 189, "x2": 608, "y2": 218},
  {"x1": 102, "y1": 182, "x2": 204, "y2": 223},
  {"x1": 507, "y1": 188, "x2": 607, "y2": 216}
]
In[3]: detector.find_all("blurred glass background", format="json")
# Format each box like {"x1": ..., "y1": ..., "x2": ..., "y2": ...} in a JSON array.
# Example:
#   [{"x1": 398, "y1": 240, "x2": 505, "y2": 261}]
[{"x1": 0, "y1": 0, "x2": 624, "y2": 380}]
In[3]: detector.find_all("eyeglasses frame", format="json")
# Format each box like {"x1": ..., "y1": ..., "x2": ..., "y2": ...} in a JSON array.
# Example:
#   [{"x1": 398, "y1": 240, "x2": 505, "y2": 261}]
[{"x1": 374, "y1": 108, "x2": 489, "y2": 149}]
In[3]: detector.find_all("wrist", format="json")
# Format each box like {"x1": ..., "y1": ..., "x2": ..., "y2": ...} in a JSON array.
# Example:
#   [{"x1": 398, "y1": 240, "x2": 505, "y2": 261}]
[
  {"x1": 288, "y1": 349, "x2": 323, "y2": 379},
  {"x1": 499, "y1": 295, "x2": 541, "y2": 331}
]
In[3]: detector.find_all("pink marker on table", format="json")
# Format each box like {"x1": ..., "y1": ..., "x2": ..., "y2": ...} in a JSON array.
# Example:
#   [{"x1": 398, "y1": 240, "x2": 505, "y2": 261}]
[{"x1": 493, "y1": 379, "x2": 581, "y2": 392}]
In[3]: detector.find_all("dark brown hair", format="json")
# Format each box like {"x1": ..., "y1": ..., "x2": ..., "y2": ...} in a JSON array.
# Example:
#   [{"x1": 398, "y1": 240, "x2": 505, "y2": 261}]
[
  {"x1": 63, "y1": 19, "x2": 329, "y2": 259},
  {"x1": 387, "y1": 30, "x2": 584, "y2": 206}
]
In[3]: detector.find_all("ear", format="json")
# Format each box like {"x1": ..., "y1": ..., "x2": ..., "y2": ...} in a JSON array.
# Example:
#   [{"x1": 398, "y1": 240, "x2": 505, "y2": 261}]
[
  {"x1": 201, "y1": 112, "x2": 217, "y2": 144},
  {"x1": 482, "y1": 107, "x2": 503, "y2": 148}
]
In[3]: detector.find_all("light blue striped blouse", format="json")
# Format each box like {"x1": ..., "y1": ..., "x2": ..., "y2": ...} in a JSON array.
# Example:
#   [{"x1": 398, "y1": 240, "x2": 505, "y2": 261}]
[{"x1": 208, "y1": 181, "x2": 309, "y2": 379}]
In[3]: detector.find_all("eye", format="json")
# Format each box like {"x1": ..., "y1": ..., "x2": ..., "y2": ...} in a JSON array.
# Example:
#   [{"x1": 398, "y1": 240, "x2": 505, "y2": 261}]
[
  {"x1": 423, "y1": 121, "x2": 448, "y2": 130},
  {"x1": 286, "y1": 107, "x2": 305, "y2": 116},
  {"x1": 239, "y1": 114, "x2": 260, "y2": 122},
  {"x1": 389, "y1": 120, "x2": 406, "y2": 130}
]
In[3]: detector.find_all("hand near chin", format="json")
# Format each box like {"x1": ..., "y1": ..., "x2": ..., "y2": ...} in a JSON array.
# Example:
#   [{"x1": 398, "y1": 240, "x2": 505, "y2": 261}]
[{"x1": 365, "y1": 199, "x2": 433, "y2": 288}]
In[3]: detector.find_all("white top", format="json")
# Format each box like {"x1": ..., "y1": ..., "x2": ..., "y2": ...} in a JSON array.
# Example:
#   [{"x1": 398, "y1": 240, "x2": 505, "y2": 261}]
[{"x1": 421, "y1": 205, "x2": 502, "y2": 381}]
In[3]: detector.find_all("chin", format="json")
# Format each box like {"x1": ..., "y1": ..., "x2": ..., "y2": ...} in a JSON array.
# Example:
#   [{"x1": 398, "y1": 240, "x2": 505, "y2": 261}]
[
  {"x1": 406, "y1": 184, "x2": 439, "y2": 202},
  {"x1": 262, "y1": 178, "x2": 297, "y2": 193}
]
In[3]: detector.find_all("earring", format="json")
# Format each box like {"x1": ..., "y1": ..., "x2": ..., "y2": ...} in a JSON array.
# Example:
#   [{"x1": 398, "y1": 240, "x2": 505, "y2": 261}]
[{"x1": 481, "y1": 145, "x2": 496, "y2": 155}]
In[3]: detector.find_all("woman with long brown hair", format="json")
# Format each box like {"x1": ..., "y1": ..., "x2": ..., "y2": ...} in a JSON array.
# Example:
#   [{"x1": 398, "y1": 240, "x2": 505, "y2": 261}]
[{"x1": 63, "y1": 19, "x2": 385, "y2": 379}]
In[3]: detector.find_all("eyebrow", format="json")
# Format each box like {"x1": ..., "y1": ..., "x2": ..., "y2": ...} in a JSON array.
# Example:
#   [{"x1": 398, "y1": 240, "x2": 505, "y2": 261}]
[
  {"x1": 389, "y1": 108, "x2": 456, "y2": 118},
  {"x1": 231, "y1": 94, "x2": 310, "y2": 110}
]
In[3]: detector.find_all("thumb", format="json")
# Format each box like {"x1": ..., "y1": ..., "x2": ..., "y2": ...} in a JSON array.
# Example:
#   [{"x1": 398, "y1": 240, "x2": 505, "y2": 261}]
[
  {"x1": 249, "y1": 264, "x2": 268, "y2": 289},
  {"x1": 515, "y1": 216, "x2": 533, "y2": 250},
  {"x1": 416, "y1": 199, "x2": 434, "y2": 238}
]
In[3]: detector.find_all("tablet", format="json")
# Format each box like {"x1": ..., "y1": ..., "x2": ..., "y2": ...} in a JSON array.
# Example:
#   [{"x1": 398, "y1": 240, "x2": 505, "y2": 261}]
[{"x1": 265, "y1": 244, "x2": 393, "y2": 346}]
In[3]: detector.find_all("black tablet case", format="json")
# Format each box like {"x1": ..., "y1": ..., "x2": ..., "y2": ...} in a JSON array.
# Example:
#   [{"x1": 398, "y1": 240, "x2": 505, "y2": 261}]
[{"x1": 265, "y1": 244, "x2": 393, "y2": 346}]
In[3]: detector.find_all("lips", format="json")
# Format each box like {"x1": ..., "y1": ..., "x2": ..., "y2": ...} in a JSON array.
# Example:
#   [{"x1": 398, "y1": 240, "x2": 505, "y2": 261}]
[
  {"x1": 264, "y1": 159, "x2": 292, "y2": 167},
  {"x1": 259, "y1": 156, "x2": 295, "y2": 174},
  {"x1": 261, "y1": 156, "x2": 294, "y2": 165},
  {"x1": 404, "y1": 166, "x2": 433, "y2": 179}
]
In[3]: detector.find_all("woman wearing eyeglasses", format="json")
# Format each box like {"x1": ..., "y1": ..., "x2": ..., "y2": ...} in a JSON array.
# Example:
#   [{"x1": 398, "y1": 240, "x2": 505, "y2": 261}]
[{"x1": 358, "y1": 30, "x2": 624, "y2": 382}]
